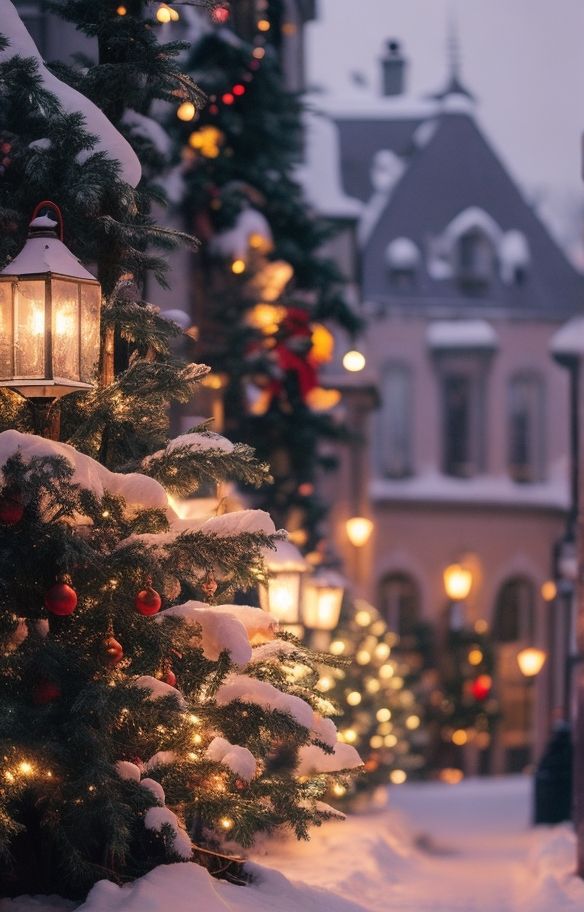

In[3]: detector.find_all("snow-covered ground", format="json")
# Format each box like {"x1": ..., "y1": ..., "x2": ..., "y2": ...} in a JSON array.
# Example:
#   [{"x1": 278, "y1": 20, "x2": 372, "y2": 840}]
[{"x1": 3, "y1": 776, "x2": 584, "y2": 912}]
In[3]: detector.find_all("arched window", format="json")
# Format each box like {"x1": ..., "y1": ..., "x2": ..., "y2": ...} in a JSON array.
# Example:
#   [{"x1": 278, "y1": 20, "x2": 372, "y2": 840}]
[
  {"x1": 379, "y1": 573, "x2": 420, "y2": 637},
  {"x1": 493, "y1": 578, "x2": 536, "y2": 643},
  {"x1": 457, "y1": 228, "x2": 495, "y2": 290},
  {"x1": 377, "y1": 363, "x2": 413, "y2": 478},
  {"x1": 508, "y1": 373, "x2": 545, "y2": 483}
]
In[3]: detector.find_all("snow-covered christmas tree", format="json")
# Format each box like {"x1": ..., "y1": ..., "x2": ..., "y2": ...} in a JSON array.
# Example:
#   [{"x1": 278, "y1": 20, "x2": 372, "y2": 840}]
[{"x1": 0, "y1": 2, "x2": 361, "y2": 899}]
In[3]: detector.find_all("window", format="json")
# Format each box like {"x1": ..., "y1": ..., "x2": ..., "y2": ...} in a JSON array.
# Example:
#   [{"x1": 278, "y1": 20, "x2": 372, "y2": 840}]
[
  {"x1": 14, "y1": 3, "x2": 46, "y2": 54},
  {"x1": 441, "y1": 364, "x2": 485, "y2": 478},
  {"x1": 378, "y1": 363, "x2": 412, "y2": 478},
  {"x1": 508, "y1": 373, "x2": 545, "y2": 483},
  {"x1": 457, "y1": 229, "x2": 495, "y2": 291},
  {"x1": 493, "y1": 578, "x2": 536, "y2": 643},
  {"x1": 379, "y1": 573, "x2": 420, "y2": 637}
]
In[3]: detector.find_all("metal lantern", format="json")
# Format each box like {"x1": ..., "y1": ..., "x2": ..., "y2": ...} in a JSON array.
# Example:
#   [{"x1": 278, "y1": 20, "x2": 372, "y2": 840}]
[
  {"x1": 0, "y1": 202, "x2": 101, "y2": 403},
  {"x1": 302, "y1": 570, "x2": 345, "y2": 631},
  {"x1": 259, "y1": 540, "x2": 309, "y2": 627}
]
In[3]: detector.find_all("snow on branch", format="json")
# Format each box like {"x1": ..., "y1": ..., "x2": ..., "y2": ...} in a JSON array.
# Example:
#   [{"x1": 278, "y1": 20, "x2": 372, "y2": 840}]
[
  {"x1": 296, "y1": 743, "x2": 363, "y2": 776},
  {"x1": 206, "y1": 736, "x2": 257, "y2": 781}
]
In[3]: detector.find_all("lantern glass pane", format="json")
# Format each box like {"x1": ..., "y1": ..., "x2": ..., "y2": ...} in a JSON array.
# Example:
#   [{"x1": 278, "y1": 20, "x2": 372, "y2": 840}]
[
  {"x1": 0, "y1": 282, "x2": 13, "y2": 379},
  {"x1": 267, "y1": 573, "x2": 301, "y2": 624},
  {"x1": 80, "y1": 283, "x2": 100, "y2": 383},
  {"x1": 303, "y1": 585, "x2": 343, "y2": 630},
  {"x1": 14, "y1": 281, "x2": 45, "y2": 377},
  {"x1": 52, "y1": 280, "x2": 80, "y2": 381}
]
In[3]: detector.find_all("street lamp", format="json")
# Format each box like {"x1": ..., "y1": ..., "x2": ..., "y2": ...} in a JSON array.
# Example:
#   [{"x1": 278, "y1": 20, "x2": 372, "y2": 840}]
[
  {"x1": 259, "y1": 540, "x2": 309, "y2": 631},
  {"x1": 0, "y1": 202, "x2": 101, "y2": 438},
  {"x1": 443, "y1": 564, "x2": 473, "y2": 602},
  {"x1": 517, "y1": 647, "x2": 547, "y2": 678},
  {"x1": 345, "y1": 516, "x2": 373, "y2": 548},
  {"x1": 302, "y1": 570, "x2": 345, "y2": 648}
]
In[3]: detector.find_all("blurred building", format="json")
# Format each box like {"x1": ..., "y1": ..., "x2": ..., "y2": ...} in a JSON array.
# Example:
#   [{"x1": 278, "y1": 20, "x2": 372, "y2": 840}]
[{"x1": 307, "y1": 39, "x2": 584, "y2": 774}]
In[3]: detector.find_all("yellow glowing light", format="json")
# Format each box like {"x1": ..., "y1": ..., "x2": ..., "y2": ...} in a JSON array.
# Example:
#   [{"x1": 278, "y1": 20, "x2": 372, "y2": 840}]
[
  {"x1": 370, "y1": 735, "x2": 383, "y2": 749},
  {"x1": 451, "y1": 729, "x2": 468, "y2": 746},
  {"x1": 390, "y1": 770, "x2": 407, "y2": 785},
  {"x1": 18, "y1": 761, "x2": 34, "y2": 777},
  {"x1": 379, "y1": 664, "x2": 394, "y2": 679},
  {"x1": 374, "y1": 642, "x2": 391, "y2": 661},
  {"x1": 220, "y1": 817, "x2": 234, "y2": 830},
  {"x1": 4, "y1": 771, "x2": 15, "y2": 783},
  {"x1": 356, "y1": 650, "x2": 371, "y2": 665},
  {"x1": 306, "y1": 386, "x2": 341, "y2": 412},
  {"x1": 188, "y1": 714, "x2": 200, "y2": 725},
  {"x1": 384, "y1": 734, "x2": 398, "y2": 747},
  {"x1": 468, "y1": 648, "x2": 483, "y2": 666},
  {"x1": 365, "y1": 679, "x2": 380, "y2": 694},
  {"x1": 317, "y1": 676, "x2": 335, "y2": 693},
  {"x1": 231, "y1": 258, "x2": 246, "y2": 275},
  {"x1": 177, "y1": 101, "x2": 196, "y2": 122},
  {"x1": 347, "y1": 691, "x2": 362, "y2": 707},
  {"x1": 474, "y1": 618, "x2": 488, "y2": 634},
  {"x1": 330, "y1": 640, "x2": 346, "y2": 656},
  {"x1": 443, "y1": 563, "x2": 473, "y2": 601},
  {"x1": 406, "y1": 715, "x2": 421, "y2": 730},
  {"x1": 332, "y1": 783, "x2": 347, "y2": 797},
  {"x1": 257, "y1": 18, "x2": 271, "y2": 30},
  {"x1": 169, "y1": 6, "x2": 179, "y2": 20},
  {"x1": 517, "y1": 647, "x2": 547, "y2": 678},
  {"x1": 116, "y1": 5, "x2": 127, "y2": 14},
  {"x1": 188, "y1": 125, "x2": 224, "y2": 158},
  {"x1": 439, "y1": 767, "x2": 464, "y2": 785},
  {"x1": 346, "y1": 517, "x2": 374, "y2": 548},
  {"x1": 378, "y1": 722, "x2": 392, "y2": 735},
  {"x1": 311, "y1": 324, "x2": 335, "y2": 365},
  {"x1": 376, "y1": 708, "x2": 391, "y2": 722},
  {"x1": 342, "y1": 349, "x2": 366, "y2": 372},
  {"x1": 249, "y1": 232, "x2": 268, "y2": 251},
  {"x1": 156, "y1": 4, "x2": 172, "y2": 23},
  {"x1": 247, "y1": 303, "x2": 285, "y2": 335},
  {"x1": 192, "y1": 734, "x2": 202, "y2": 745},
  {"x1": 389, "y1": 676, "x2": 404, "y2": 689},
  {"x1": 253, "y1": 47, "x2": 266, "y2": 60},
  {"x1": 355, "y1": 609, "x2": 372, "y2": 627},
  {"x1": 541, "y1": 580, "x2": 557, "y2": 602},
  {"x1": 342, "y1": 728, "x2": 358, "y2": 744}
]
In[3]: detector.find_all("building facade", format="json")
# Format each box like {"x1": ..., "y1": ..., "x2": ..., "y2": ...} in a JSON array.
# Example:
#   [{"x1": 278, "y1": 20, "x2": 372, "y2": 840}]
[{"x1": 311, "y1": 41, "x2": 584, "y2": 773}]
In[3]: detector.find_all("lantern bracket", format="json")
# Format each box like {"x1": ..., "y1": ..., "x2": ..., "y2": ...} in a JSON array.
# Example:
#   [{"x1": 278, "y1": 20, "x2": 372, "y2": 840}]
[{"x1": 30, "y1": 200, "x2": 64, "y2": 241}]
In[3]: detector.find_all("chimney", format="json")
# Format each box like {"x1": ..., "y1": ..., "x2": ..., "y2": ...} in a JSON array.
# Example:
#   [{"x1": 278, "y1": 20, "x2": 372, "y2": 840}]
[{"x1": 381, "y1": 39, "x2": 407, "y2": 96}]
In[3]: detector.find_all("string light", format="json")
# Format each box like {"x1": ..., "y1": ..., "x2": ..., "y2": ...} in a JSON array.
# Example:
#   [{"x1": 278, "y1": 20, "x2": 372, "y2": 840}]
[
  {"x1": 257, "y1": 18, "x2": 270, "y2": 31},
  {"x1": 177, "y1": 101, "x2": 197, "y2": 122},
  {"x1": 231, "y1": 259, "x2": 246, "y2": 275},
  {"x1": 374, "y1": 643, "x2": 390, "y2": 661},
  {"x1": 355, "y1": 609, "x2": 372, "y2": 627},
  {"x1": 342, "y1": 350, "x2": 366, "y2": 372},
  {"x1": 252, "y1": 47, "x2": 266, "y2": 60},
  {"x1": 356, "y1": 650, "x2": 371, "y2": 665},
  {"x1": 220, "y1": 817, "x2": 234, "y2": 830},
  {"x1": 406, "y1": 715, "x2": 421, "y2": 730},
  {"x1": 156, "y1": 4, "x2": 172, "y2": 23},
  {"x1": 379, "y1": 664, "x2": 394, "y2": 679},
  {"x1": 233, "y1": 84, "x2": 246, "y2": 97},
  {"x1": 329, "y1": 640, "x2": 346, "y2": 656},
  {"x1": 468, "y1": 648, "x2": 483, "y2": 666},
  {"x1": 376, "y1": 708, "x2": 391, "y2": 722},
  {"x1": 332, "y1": 783, "x2": 346, "y2": 797},
  {"x1": 222, "y1": 93, "x2": 235, "y2": 106},
  {"x1": 17, "y1": 761, "x2": 34, "y2": 777},
  {"x1": 116, "y1": 5, "x2": 127, "y2": 14},
  {"x1": 346, "y1": 691, "x2": 362, "y2": 706},
  {"x1": 341, "y1": 728, "x2": 357, "y2": 744},
  {"x1": 451, "y1": 729, "x2": 468, "y2": 746},
  {"x1": 384, "y1": 734, "x2": 398, "y2": 747},
  {"x1": 366, "y1": 678, "x2": 381, "y2": 694},
  {"x1": 370, "y1": 735, "x2": 383, "y2": 749},
  {"x1": 211, "y1": 4, "x2": 230, "y2": 23},
  {"x1": 390, "y1": 770, "x2": 407, "y2": 784}
]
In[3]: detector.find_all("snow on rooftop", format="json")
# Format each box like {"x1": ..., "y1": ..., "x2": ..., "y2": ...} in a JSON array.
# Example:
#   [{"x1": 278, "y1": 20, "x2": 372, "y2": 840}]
[
  {"x1": 1, "y1": 0, "x2": 141, "y2": 187},
  {"x1": 386, "y1": 237, "x2": 420, "y2": 271},
  {"x1": 297, "y1": 109, "x2": 363, "y2": 220},
  {"x1": 318, "y1": 91, "x2": 439, "y2": 121},
  {"x1": 426, "y1": 320, "x2": 498, "y2": 351},
  {"x1": 550, "y1": 316, "x2": 584, "y2": 358}
]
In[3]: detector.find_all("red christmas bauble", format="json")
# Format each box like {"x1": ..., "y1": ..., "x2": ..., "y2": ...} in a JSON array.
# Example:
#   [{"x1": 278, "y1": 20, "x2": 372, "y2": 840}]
[
  {"x1": 0, "y1": 492, "x2": 24, "y2": 525},
  {"x1": 164, "y1": 668, "x2": 177, "y2": 687},
  {"x1": 45, "y1": 581, "x2": 77, "y2": 616},
  {"x1": 211, "y1": 4, "x2": 230, "y2": 23},
  {"x1": 33, "y1": 679, "x2": 61, "y2": 705},
  {"x1": 470, "y1": 674, "x2": 492, "y2": 702},
  {"x1": 104, "y1": 636, "x2": 124, "y2": 666},
  {"x1": 135, "y1": 585, "x2": 162, "y2": 616},
  {"x1": 201, "y1": 577, "x2": 218, "y2": 599}
]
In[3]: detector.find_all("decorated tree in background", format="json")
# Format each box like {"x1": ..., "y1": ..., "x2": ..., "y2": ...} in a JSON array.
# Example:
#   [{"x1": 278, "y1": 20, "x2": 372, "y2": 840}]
[
  {"x1": 0, "y1": 3, "x2": 362, "y2": 900},
  {"x1": 169, "y1": 4, "x2": 361, "y2": 551},
  {"x1": 317, "y1": 601, "x2": 428, "y2": 799}
]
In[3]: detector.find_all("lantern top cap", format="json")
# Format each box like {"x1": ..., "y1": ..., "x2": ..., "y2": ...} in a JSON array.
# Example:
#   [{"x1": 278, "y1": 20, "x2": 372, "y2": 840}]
[
  {"x1": 1, "y1": 221, "x2": 97, "y2": 283},
  {"x1": 264, "y1": 539, "x2": 309, "y2": 573}
]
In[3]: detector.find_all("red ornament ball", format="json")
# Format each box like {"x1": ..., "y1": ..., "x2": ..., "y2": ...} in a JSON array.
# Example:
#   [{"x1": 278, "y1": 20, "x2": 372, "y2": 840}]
[
  {"x1": 45, "y1": 580, "x2": 78, "y2": 616},
  {"x1": 211, "y1": 4, "x2": 230, "y2": 23},
  {"x1": 233, "y1": 84, "x2": 246, "y2": 96},
  {"x1": 104, "y1": 636, "x2": 124, "y2": 666},
  {"x1": 0, "y1": 492, "x2": 24, "y2": 525},
  {"x1": 222, "y1": 93, "x2": 235, "y2": 106},
  {"x1": 33, "y1": 679, "x2": 61, "y2": 705},
  {"x1": 201, "y1": 577, "x2": 218, "y2": 599},
  {"x1": 470, "y1": 674, "x2": 492, "y2": 702},
  {"x1": 135, "y1": 585, "x2": 162, "y2": 616},
  {"x1": 164, "y1": 668, "x2": 177, "y2": 687}
]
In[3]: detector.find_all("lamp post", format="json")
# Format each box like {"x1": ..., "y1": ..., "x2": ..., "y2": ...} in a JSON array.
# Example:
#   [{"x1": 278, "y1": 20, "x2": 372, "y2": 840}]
[
  {"x1": 0, "y1": 203, "x2": 101, "y2": 439},
  {"x1": 302, "y1": 570, "x2": 345, "y2": 650},
  {"x1": 259, "y1": 540, "x2": 309, "y2": 635},
  {"x1": 443, "y1": 562, "x2": 473, "y2": 630},
  {"x1": 517, "y1": 646, "x2": 547, "y2": 766}
]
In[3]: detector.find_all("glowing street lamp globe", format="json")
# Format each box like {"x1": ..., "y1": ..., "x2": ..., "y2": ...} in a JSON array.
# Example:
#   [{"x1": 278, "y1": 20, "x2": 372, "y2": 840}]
[
  {"x1": 0, "y1": 204, "x2": 100, "y2": 402},
  {"x1": 345, "y1": 516, "x2": 374, "y2": 548},
  {"x1": 443, "y1": 563, "x2": 473, "y2": 602},
  {"x1": 517, "y1": 647, "x2": 547, "y2": 678}
]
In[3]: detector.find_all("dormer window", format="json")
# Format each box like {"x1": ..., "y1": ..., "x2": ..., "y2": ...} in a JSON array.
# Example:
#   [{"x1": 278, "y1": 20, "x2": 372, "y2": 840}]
[
  {"x1": 500, "y1": 231, "x2": 530, "y2": 286},
  {"x1": 457, "y1": 228, "x2": 495, "y2": 291},
  {"x1": 386, "y1": 237, "x2": 420, "y2": 286}
]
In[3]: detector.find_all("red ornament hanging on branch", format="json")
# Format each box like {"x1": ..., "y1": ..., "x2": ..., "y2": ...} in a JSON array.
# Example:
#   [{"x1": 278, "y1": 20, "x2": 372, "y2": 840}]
[
  {"x1": 32, "y1": 679, "x2": 61, "y2": 705},
  {"x1": 45, "y1": 577, "x2": 78, "y2": 616},
  {"x1": 470, "y1": 674, "x2": 492, "y2": 702},
  {"x1": 164, "y1": 668, "x2": 177, "y2": 687},
  {"x1": 201, "y1": 576, "x2": 218, "y2": 600},
  {"x1": 104, "y1": 636, "x2": 124, "y2": 666},
  {"x1": 135, "y1": 580, "x2": 162, "y2": 616}
]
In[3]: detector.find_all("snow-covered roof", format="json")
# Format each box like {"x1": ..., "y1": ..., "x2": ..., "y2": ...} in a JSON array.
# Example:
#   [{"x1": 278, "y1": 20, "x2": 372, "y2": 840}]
[
  {"x1": 1, "y1": 231, "x2": 97, "y2": 281},
  {"x1": 297, "y1": 109, "x2": 363, "y2": 220},
  {"x1": 209, "y1": 208, "x2": 273, "y2": 259},
  {"x1": 2, "y1": 0, "x2": 141, "y2": 187},
  {"x1": 319, "y1": 91, "x2": 439, "y2": 122},
  {"x1": 427, "y1": 320, "x2": 498, "y2": 351},
  {"x1": 386, "y1": 237, "x2": 420, "y2": 270},
  {"x1": 550, "y1": 317, "x2": 584, "y2": 359}
]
